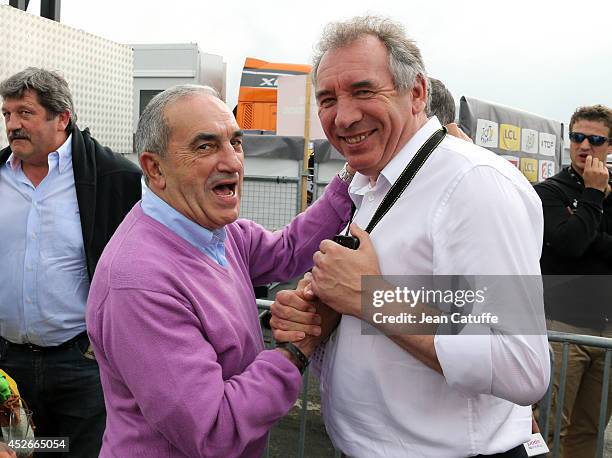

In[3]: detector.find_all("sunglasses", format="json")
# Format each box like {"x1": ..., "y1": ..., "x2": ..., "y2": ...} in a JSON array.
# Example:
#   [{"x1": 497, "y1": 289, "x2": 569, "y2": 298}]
[{"x1": 569, "y1": 132, "x2": 610, "y2": 146}]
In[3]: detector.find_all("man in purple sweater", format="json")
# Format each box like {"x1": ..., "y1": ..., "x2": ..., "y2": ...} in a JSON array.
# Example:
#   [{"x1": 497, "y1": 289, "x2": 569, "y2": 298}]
[{"x1": 85, "y1": 85, "x2": 353, "y2": 457}]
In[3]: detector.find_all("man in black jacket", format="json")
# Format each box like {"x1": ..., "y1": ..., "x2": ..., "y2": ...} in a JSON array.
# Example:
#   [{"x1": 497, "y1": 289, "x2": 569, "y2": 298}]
[
  {"x1": 535, "y1": 104, "x2": 612, "y2": 457},
  {"x1": 0, "y1": 68, "x2": 141, "y2": 457}
]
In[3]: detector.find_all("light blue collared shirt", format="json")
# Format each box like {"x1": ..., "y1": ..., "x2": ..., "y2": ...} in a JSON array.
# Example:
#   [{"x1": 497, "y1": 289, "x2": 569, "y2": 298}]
[
  {"x1": 0, "y1": 135, "x2": 91, "y2": 346},
  {"x1": 141, "y1": 187, "x2": 227, "y2": 267}
]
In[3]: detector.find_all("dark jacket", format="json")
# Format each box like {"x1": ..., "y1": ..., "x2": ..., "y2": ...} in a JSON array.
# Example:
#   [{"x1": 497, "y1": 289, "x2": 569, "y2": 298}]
[
  {"x1": 534, "y1": 166, "x2": 612, "y2": 329},
  {"x1": 0, "y1": 126, "x2": 142, "y2": 280}
]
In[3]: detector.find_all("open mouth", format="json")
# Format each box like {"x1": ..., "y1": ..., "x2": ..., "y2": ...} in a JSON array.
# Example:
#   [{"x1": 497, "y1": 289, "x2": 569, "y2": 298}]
[
  {"x1": 341, "y1": 130, "x2": 375, "y2": 145},
  {"x1": 212, "y1": 181, "x2": 237, "y2": 197}
]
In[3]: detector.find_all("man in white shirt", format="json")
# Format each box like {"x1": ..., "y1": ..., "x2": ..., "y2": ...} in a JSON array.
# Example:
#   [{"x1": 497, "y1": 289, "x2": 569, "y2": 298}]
[{"x1": 270, "y1": 15, "x2": 550, "y2": 457}]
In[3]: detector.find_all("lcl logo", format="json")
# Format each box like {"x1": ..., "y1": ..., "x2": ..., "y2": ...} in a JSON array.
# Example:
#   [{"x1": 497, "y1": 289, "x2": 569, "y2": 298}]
[
  {"x1": 524, "y1": 162, "x2": 536, "y2": 172},
  {"x1": 504, "y1": 130, "x2": 517, "y2": 141}
]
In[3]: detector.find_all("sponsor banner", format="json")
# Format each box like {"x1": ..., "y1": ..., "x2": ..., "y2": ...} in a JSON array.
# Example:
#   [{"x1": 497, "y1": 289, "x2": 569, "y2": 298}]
[
  {"x1": 501, "y1": 155, "x2": 519, "y2": 168},
  {"x1": 538, "y1": 160, "x2": 556, "y2": 182},
  {"x1": 240, "y1": 72, "x2": 281, "y2": 88},
  {"x1": 539, "y1": 132, "x2": 556, "y2": 156},
  {"x1": 520, "y1": 158, "x2": 538, "y2": 183},
  {"x1": 475, "y1": 119, "x2": 498, "y2": 148},
  {"x1": 499, "y1": 124, "x2": 520, "y2": 151},
  {"x1": 521, "y1": 129, "x2": 539, "y2": 154},
  {"x1": 458, "y1": 97, "x2": 563, "y2": 183}
]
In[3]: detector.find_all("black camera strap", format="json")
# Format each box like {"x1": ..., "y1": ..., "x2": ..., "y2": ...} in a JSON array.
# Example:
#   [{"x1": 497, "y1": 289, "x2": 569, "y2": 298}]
[{"x1": 362, "y1": 126, "x2": 447, "y2": 233}]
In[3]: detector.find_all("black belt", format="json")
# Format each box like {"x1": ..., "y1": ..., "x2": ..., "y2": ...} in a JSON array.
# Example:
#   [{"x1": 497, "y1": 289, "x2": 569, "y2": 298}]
[
  {"x1": 1, "y1": 332, "x2": 88, "y2": 353},
  {"x1": 475, "y1": 443, "x2": 528, "y2": 457},
  {"x1": 341, "y1": 444, "x2": 528, "y2": 458}
]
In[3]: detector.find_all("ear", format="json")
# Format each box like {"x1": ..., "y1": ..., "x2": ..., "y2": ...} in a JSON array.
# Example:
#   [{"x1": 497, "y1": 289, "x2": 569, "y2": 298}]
[
  {"x1": 57, "y1": 110, "x2": 71, "y2": 131},
  {"x1": 410, "y1": 74, "x2": 428, "y2": 115},
  {"x1": 139, "y1": 151, "x2": 166, "y2": 190}
]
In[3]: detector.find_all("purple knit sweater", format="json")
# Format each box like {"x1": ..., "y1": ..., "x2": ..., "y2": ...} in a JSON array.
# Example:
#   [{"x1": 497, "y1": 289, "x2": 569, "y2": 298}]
[{"x1": 86, "y1": 177, "x2": 351, "y2": 458}]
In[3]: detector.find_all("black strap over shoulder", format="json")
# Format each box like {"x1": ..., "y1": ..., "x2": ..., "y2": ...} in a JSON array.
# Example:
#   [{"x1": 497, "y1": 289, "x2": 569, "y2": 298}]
[{"x1": 364, "y1": 126, "x2": 447, "y2": 234}]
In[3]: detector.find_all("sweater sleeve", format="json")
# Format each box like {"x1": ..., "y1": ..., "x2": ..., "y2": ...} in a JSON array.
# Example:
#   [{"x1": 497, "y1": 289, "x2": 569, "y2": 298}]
[
  {"x1": 241, "y1": 176, "x2": 353, "y2": 285},
  {"x1": 534, "y1": 181, "x2": 605, "y2": 258},
  {"x1": 98, "y1": 287, "x2": 302, "y2": 458}
]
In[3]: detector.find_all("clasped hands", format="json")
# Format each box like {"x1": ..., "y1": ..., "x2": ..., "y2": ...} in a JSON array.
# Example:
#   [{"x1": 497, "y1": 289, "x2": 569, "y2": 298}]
[{"x1": 270, "y1": 224, "x2": 381, "y2": 347}]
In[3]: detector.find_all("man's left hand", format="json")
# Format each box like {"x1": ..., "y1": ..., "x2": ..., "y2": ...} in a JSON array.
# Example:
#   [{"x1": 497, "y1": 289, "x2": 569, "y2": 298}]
[{"x1": 310, "y1": 223, "x2": 381, "y2": 317}]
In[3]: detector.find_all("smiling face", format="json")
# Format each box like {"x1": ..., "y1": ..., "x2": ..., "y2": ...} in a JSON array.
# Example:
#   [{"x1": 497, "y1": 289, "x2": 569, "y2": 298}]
[
  {"x1": 570, "y1": 119, "x2": 612, "y2": 175},
  {"x1": 1, "y1": 89, "x2": 69, "y2": 166},
  {"x1": 145, "y1": 93, "x2": 244, "y2": 230},
  {"x1": 315, "y1": 35, "x2": 428, "y2": 179}
]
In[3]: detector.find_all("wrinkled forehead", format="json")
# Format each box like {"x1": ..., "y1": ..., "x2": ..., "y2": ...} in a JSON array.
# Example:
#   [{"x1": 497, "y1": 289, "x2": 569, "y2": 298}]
[
  {"x1": 165, "y1": 93, "x2": 241, "y2": 143},
  {"x1": 315, "y1": 36, "x2": 390, "y2": 90},
  {"x1": 1, "y1": 89, "x2": 43, "y2": 109},
  {"x1": 571, "y1": 118, "x2": 610, "y2": 137}
]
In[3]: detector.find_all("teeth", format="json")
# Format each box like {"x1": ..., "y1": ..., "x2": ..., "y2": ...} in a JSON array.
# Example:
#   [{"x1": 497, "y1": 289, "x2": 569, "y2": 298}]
[
  {"x1": 214, "y1": 185, "x2": 235, "y2": 197},
  {"x1": 345, "y1": 134, "x2": 368, "y2": 144}
]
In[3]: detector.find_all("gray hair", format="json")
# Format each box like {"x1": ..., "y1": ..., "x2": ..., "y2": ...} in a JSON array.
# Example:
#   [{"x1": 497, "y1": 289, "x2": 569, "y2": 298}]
[
  {"x1": 427, "y1": 78, "x2": 456, "y2": 125},
  {"x1": 0, "y1": 67, "x2": 76, "y2": 131},
  {"x1": 312, "y1": 15, "x2": 430, "y2": 103},
  {"x1": 135, "y1": 84, "x2": 220, "y2": 159}
]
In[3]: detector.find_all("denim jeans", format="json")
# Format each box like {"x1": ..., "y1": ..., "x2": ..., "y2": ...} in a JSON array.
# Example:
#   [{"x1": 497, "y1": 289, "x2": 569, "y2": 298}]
[{"x1": 0, "y1": 334, "x2": 105, "y2": 457}]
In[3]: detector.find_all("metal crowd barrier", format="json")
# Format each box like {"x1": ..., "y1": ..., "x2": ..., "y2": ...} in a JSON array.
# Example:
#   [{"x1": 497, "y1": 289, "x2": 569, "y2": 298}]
[
  {"x1": 538, "y1": 331, "x2": 612, "y2": 458},
  {"x1": 241, "y1": 175, "x2": 301, "y2": 231},
  {"x1": 257, "y1": 300, "x2": 342, "y2": 458}
]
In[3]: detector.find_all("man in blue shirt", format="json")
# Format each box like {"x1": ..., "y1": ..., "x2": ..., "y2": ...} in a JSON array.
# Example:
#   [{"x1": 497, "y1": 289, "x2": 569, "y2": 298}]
[{"x1": 0, "y1": 67, "x2": 141, "y2": 457}]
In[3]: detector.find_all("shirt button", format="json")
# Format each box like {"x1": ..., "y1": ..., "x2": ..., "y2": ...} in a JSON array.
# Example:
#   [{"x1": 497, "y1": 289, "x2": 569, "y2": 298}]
[
  {"x1": 31, "y1": 233, "x2": 37, "y2": 240},
  {"x1": 26, "y1": 297, "x2": 32, "y2": 303},
  {"x1": 368, "y1": 194, "x2": 375, "y2": 202}
]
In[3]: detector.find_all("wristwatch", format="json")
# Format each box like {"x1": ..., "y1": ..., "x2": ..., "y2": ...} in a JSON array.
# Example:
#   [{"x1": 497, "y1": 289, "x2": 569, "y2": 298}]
[{"x1": 338, "y1": 162, "x2": 355, "y2": 183}]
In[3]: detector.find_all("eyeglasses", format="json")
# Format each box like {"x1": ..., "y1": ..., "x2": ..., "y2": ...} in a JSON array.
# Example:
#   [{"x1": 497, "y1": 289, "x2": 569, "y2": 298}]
[{"x1": 569, "y1": 132, "x2": 610, "y2": 146}]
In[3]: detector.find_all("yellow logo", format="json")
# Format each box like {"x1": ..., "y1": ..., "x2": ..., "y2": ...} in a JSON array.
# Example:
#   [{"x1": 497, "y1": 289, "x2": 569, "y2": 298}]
[
  {"x1": 500, "y1": 124, "x2": 520, "y2": 151},
  {"x1": 520, "y1": 158, "x2": 538, "y2": 183}
]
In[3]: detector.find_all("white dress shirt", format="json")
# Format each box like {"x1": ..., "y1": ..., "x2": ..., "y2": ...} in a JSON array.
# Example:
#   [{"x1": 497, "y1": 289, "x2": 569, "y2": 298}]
[
  {"x1": 0, "y1": 135, "x2": 90, "y2": 346},
  {"x1": 319, "y1": 118, "x2": 550, "y2": 457}
]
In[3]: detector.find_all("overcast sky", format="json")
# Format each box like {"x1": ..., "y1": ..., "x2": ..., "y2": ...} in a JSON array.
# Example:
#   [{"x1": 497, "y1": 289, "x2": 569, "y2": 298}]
[{"x1": 5, "y1": 0, "x2": 612, "y2": 124}]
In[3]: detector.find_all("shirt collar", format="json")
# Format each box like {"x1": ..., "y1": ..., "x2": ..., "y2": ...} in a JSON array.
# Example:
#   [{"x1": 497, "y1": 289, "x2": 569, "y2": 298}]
[
  {"x1": 140, "y1": 186, "x2": 226, "y2": 252},
  {"x1": 7, "y1": 134, "x2": 73, "y2": 173},
  {"x1": 55, "y1": 134, "x2": 73, "y2": 173},
  {"x1": 348, "y1": 116, "x2": 442, "y2": 199}
]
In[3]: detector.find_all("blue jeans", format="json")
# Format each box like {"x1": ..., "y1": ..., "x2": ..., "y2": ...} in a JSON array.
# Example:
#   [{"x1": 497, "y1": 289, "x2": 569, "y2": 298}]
[{"x1": 0, "y1": 334, "x2": 105, "y2": 457}]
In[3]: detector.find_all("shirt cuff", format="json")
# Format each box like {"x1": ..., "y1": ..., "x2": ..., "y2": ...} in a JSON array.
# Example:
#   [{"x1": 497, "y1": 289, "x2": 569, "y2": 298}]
[{"x1": 434, "y1": 333, "x2": 492, "y2": 397}]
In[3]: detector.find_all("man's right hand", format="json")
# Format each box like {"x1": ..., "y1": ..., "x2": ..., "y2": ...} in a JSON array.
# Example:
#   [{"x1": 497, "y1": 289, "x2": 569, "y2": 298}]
[
  {"x1": 583, "y1": 155, "x2": 610, "y2": 193},
  {"x1": 270, "y1": 273, "x2": 340, "y2": 354}
]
